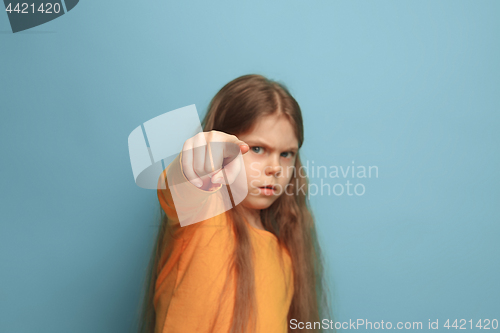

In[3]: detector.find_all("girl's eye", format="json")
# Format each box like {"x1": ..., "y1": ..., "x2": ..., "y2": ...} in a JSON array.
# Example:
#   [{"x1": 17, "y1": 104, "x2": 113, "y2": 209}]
[
  {"x1": 251, "y1": 147, "x2": 295, "y2": 158},
  {"x1": 251, "y1": 146, "x2": 263, "y2": 154}
]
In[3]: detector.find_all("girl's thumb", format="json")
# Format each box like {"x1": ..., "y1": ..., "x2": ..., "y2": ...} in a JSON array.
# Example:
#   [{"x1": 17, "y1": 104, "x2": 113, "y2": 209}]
[{"x1": 237, "y1": 141, "x2": 249, "y2": 153}]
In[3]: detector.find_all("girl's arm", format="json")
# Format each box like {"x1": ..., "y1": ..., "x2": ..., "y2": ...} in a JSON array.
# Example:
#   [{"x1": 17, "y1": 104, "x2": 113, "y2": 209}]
[{"x1": 154, "y1": 151, "x2": 236, "y2": 333}]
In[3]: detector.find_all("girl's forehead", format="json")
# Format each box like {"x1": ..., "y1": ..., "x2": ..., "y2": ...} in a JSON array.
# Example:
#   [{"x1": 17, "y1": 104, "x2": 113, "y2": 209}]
[
  {"x1": 247, "y1": 113, "x2": 295, "y2": 134},
  {"x1": 239, "y1": 114, "x2": 299, "y2": 150}
]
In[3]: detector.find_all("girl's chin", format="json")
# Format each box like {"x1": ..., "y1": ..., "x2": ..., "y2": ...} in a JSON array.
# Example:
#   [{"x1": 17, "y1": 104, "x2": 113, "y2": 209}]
[{"x1": 242, "y1": 197, "x2": 276, "y2": 210}]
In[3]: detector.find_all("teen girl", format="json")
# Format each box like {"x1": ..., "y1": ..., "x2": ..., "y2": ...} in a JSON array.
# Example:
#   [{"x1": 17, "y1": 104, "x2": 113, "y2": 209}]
[{"x1": 138, "y1": 74, "x2": 331, "y2": 333}]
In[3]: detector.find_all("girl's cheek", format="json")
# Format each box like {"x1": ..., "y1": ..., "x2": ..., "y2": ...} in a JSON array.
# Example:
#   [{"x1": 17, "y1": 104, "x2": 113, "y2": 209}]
[
  {"x1": 243, "y1": 157, "x2": 263, "y2": 179},
  {"x1": 281, "y1": 173, "x2": 292, "y2": 185},
  {"x1": 248, "y1": 168, "x2": 262, "y2": 179}
]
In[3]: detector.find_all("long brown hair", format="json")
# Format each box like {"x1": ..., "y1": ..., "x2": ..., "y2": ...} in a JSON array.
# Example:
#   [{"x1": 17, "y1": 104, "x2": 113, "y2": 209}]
[{"x1": 136, "y1": 74, "x2": 333, "y2": 333}]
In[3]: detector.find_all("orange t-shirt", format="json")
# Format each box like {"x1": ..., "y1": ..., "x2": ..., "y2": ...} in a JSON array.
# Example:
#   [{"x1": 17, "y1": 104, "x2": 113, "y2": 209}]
[{"x1": 154, "y1": 152, "x2": 294, "y2": 333}]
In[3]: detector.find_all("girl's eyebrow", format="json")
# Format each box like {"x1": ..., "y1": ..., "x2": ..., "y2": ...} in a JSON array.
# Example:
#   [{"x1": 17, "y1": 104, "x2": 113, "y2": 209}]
[{"x1": 245, "y1": 139, "x2": 298, "y2": 152}]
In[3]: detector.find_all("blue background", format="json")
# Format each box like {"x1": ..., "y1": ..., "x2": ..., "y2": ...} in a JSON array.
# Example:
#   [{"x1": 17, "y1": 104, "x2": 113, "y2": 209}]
[{"x1": 1, "y1": 1, "x2": 498, "y2": 332}]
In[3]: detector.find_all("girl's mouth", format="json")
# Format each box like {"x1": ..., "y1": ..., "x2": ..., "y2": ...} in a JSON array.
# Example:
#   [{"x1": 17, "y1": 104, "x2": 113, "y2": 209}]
[{"x1": 258, "y1": 185, "x2": 276, "y2": 196}]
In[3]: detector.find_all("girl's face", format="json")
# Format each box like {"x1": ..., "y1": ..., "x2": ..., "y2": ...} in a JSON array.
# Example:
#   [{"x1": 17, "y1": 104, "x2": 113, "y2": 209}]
[{"x1": 237, "y1": 113, "x2": 299, "y2": 210}]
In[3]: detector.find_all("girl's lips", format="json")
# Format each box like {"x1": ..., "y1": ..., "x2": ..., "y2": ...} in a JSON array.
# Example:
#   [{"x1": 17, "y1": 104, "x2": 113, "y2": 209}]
[{"x1": 258, "y1": 186, "x2": 276, "y2": 196}]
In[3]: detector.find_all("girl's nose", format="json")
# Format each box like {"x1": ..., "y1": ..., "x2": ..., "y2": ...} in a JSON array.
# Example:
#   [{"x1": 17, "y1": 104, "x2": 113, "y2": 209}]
[{"x1": 265, "y1": 164, "x2": 282, "y2": 177}]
